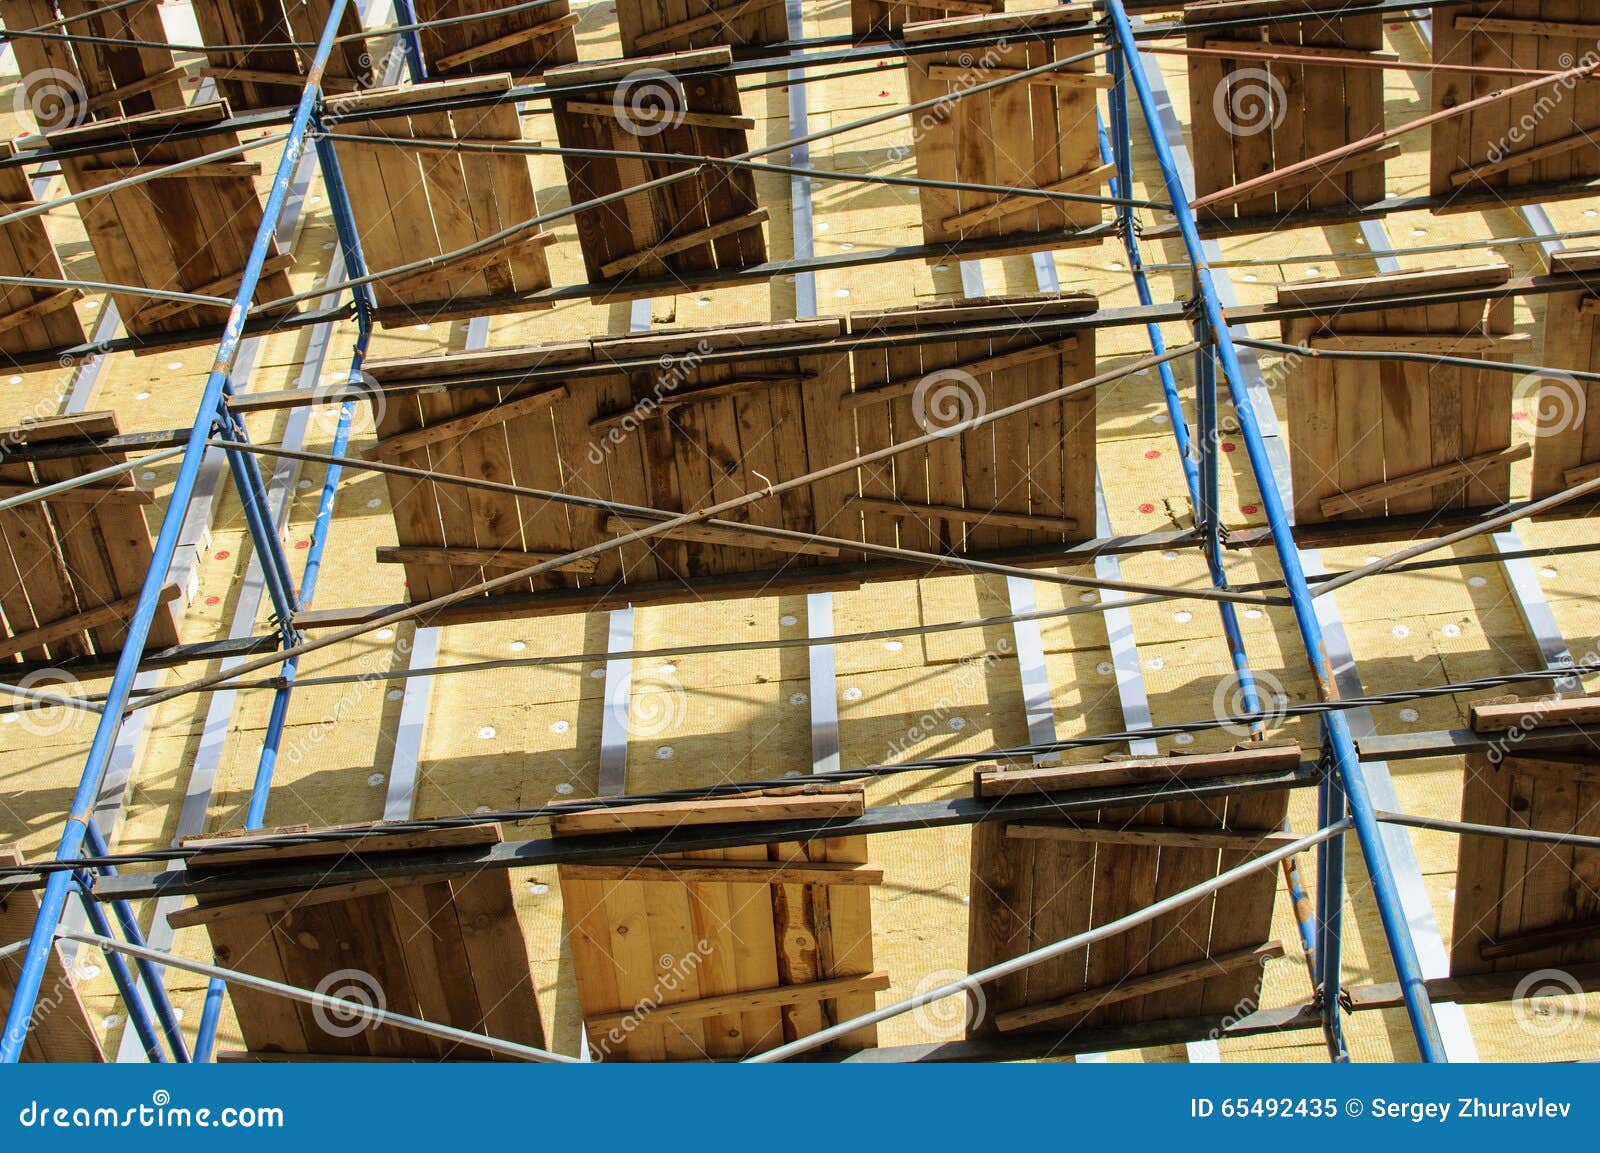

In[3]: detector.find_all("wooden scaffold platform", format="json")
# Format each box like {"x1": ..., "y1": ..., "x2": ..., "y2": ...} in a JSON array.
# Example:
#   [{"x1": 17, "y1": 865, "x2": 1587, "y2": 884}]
[{"x1": 968, "y1": 745, "x2": 1296, "y2": 1039}]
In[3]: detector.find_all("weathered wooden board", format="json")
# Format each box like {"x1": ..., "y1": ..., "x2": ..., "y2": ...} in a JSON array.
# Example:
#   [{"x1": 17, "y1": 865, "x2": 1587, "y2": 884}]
[
  {"x1": 557, "y1": 785, "x2": 880, "y2": 1060},
  {"x1": 903, "y1": 8, "x2": 1107, "y2": 253},
  {"x1": 1530, "y1": 249, "x2": 1600, "y2": 501},
  {"x1": 547, "y1": 48, "x2": 767, "y2": 290},
  {"x1": 1451, "y1": 736, "x2": 1600, "y2": 978},
  {"x1": 1432, "y1": 2, "x2": 1600, "y2": 211},
  {"x1": 851, "y1": 0, "x2": 1004, "y2": 41},
  {"x1": 180, "y1": 824, "x2": 544, "y2": 1060},
  {"x1": 1185, "y1": 0, "x2": 1388, "y2": 223},
  {"x1": 1278, "y1": 264, "x2": 1520, "y2": 525},
  {"x1": 327, "y1": 75, "x2": 553, "y2": 324},
  {"x1": 0, "y1": 140, "x2": 85, "y2": 363},
  {"x1": 354, "y1": 294, "x2": 1096, "y2": 621},
  {"x1": 968, "y1": 748, "x2": 1291, "y2": 1036},
  {"x1": 192, "y1": 0, "x2": 372, "y2": 110},
  {"x1": 0, "y1": 412, "x2": 179, "y2": 663},
  {"x1": 846, "y1": 295, "x2": 1098, "y2": 557},
  {"x1": 412, "y1": 0, "x2": 578, "y2": 78},
  {"x1": 0, "y1": 0, "x2": 183, "y2": 124},
  {"x1": 616, "y1": 0, "x2": 788, "y2": 56},
  {"x1": 1, "y1": 847, "x2": 104, "y2": 1062},
  {"x1": 51, "y1": 103, "x2": 296, "y2": 340}
]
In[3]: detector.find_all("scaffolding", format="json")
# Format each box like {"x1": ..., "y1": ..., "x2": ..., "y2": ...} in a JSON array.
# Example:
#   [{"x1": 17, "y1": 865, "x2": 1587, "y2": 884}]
[{"x1": 0, "y1": 0, "x2": 1598, "y2": 1064}]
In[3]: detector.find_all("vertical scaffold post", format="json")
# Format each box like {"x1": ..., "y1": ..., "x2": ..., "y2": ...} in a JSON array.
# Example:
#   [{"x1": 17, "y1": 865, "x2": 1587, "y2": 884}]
[
  {"x1": 1101, "y1": 0, "x2": 1444, "y2": 1062},
  {"x1": 391, "y1": 0, "x2": 427, "y2": 82},
  {"x1": 189, "y1": 112, "x2": 380, "y2": 1064},
  {"x1": 0, "y1": 0, "x2": 357, "y2": 1064}
]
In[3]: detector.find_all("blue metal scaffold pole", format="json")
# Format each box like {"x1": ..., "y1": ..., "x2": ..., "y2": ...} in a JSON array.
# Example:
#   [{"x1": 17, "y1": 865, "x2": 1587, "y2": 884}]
[
  {"x1": 1102, "y1": 0, "x2": 1445, "y2": 1062},
  {"x1": 0, "y1": 0, "x2": 358, "y2": 1065}
]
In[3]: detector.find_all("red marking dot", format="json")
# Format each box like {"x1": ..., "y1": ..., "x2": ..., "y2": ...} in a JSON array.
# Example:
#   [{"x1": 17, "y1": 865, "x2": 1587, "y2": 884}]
[
  {"x1": 878, "y1": 91, "x2": 890, "y2": 98},
  {"x1": 1513, "y1": 411, "x2": 1528, "y2": 422},
  {"x1": 1144, "y1": 449, "x2": 1161, "y2": 460},
  {"x1": 1138, "y1": 502, "x2": 1156, "y2": 515},
  {"x1": 1220, "y1": 442, "x2": 1236, "y2": 453},
  {"x1": 204, "y1": 595, "x2": 220, "y2": 607},
  {"x1": 215, "y1": 550, "x2": 230, "y2": 560},
  {"x1": 294, "y1": 539, "x2": 310, "y2": 550},
  {"x1": 1241, "y1": 504, "x2": 1259, "y2": 516}
]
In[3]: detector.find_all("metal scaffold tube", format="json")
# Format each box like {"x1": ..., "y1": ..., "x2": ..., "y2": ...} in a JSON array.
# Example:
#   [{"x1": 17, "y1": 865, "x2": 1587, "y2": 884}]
[
  {"x1": 0, "y1": 0, "x2": 358, "y2": 1064},
  {"x1": 1100, "y1": 0, "x2": 1445, "y2": 1062}
]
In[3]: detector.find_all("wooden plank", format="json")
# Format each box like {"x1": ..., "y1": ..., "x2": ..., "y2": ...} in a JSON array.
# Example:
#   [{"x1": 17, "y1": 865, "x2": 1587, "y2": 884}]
[
  {"x1": 976, "y1": 744, "x2": 1302, "y2": 797},
  {"x1": 135, "y1": 253, "x2": 297, "y2": 327},
  {"x1": 449, "y1": 870, "x2": 545, "y2": 1051},
  {"x1": 560, "y1": 859, "x2": 883, "y2": 885},
  {"x1": 843, "y1": 337, "x2": 1078, "y2": 408},
  {"x1": 185, "y1": 822, "x2": 503, "y2": 869},
  {"x1": 168, "y1": 878, "x2": 403, "y2": 929},
  {"x1": 0, "y1": 289, "x2": 82, "y2": 338},
  {"x1": 1003, "y1": 821, "x2": 1299, "y2": 851},
  {"x1": 584, "y1": 971, "x2": 890, "y2": 1033},
  {"x1": 937, "y1": 163, "x2": 1116, "y2": 232},
  {"x1": 203, "y1": 912, "x2": 310, "y2": 1055},
  {"x1": 993, "y1": 942, "x2": 1283, "y2": 1032},
  {"x1": 1319, "y1": 442, "x2": 1532, "y2": 518},
  {"x1": 627, "y1": 0, "x2": 787, "y2": 53},
  {"x1": 1470, "y1": 695, "x2": 1600, "y2": 733},
  {"x1": 598, "y1": 209, "x2": 768, "y2": 278},
  {"x1": 0, "y1": 582, "x2": 178, "y2": 661},
  {"x1": 589, "y1": 373, "x2": 815, "y2": 430},
  {"x1": 413, "y1": 0, "x2": 577, "y2": 77},
  {"x1": 370, "y1": 387, "x2": 567, "y2": 458},
  {"x1": 926, "y1": 64, "x2": 1114, "y2": 90},
  {"x1": 374, "y1": 545, "x2": 599, "y2": 574},
  {"x1": 1451, "y1": 749, "x2": 1513, "y2": 973},
  {"x1": 849, "y1": 496, "x2": 1076, "y2": 535},
  {"x1": 807, "y1": 837, "x2": 878, "y2": 1048},
  {"x1": 604, "y1": 515, "x2": 840, "y2": 558},
  {"x1": 1276, "y1": 263, "x2": 1512, "y2": 308},
  {"x1": 1306, "y1": 332, "x2": 1532, "y2": 355},
  {"x1": 562, "y1": 101, "x2": 756, "y2": 134},
  {"x1": 545, "y1": 47, "x2": 731, "y2": 88},
  {"x1": 1455, "y1": 14, "x2": 1600, "y2": 38},
  {"x1": 552, "y1": 791, "x2": 866, "y2": 836},
  {"x1": 1480, "y1": 917, "x2": 1600, "y2": 962},
  {"x1": 435, "y1": 14, "x2": 581, "y2": 71},
  {"x1": 715, "y1": 845, "x2": 785, "y2": 1054}
]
